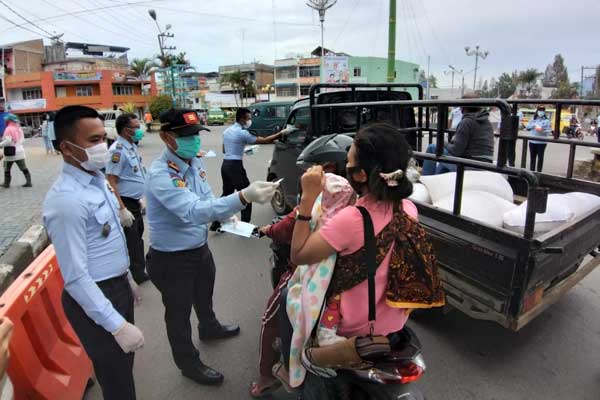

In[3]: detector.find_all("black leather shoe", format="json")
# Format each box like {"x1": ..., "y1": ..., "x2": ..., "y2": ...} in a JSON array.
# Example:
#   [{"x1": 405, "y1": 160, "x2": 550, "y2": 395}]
[
  {"x1": 181, "y1": 363, "x2": 224, "y2": 386},
  {"x1": 199, "y1": 323, "x2": 240, "y2": 341}
]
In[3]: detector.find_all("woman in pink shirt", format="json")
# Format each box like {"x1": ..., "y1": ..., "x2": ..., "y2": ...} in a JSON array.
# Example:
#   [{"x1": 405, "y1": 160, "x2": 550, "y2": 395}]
[
  {"x1": 290, "y1": 123, "x2": 419, "y2": 396},
  {"x1": 1, "y1": 114, "x2": 32, "y2": 188}
]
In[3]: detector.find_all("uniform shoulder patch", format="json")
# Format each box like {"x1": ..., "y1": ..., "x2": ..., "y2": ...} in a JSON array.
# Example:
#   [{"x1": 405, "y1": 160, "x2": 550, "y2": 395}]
[
  {"x1": 167, "y1": 160, "x2": 180, "y2": 173},
  {"x1": 111, "y1": 152, "x2": 121, "y2": 163},
  {"x1": 169, "y1": 173, "x2": 186, "y2": 188}
]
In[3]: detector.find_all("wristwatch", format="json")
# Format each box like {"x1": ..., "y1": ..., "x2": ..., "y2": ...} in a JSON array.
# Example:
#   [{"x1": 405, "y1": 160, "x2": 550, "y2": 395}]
[{"x1": 295, "y1": 209, "x2": 311, "y2": 221}]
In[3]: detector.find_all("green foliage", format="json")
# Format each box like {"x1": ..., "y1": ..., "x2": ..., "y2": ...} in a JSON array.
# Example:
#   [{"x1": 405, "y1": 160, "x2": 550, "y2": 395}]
[
  {"x1": 149, "y1": 95, "x2": 173, "y2": 119},
  {"x1": 129, "y1": 58, "x2": 155, "y2": 78},
  {"x1": 551, "y1": 81, "x2": 579, "y2": 99},
  {"x1": 497, "y1": 73, "x2": 517, "y2": 98},
  {"x1": 517, "y1": 69, "x2": 542, "y2": 86}
]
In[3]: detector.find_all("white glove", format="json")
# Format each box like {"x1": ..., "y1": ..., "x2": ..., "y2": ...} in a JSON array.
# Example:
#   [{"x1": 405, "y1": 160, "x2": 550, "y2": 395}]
[
  {"x1": 112, "y1": 322, "x2": 145, "y2": 353},
  {"x1": 241, "y1": 181, "x2": 279, "y2": 204},
  {"x1": 119, "y1": 208, "x2": 135, "y2": 228},
  {"x1": 220, "y1": 214, "x2": 239, "y2": 226},
  {"x1": 127, "y1": 273, "x2": 142, "y2": 306}
]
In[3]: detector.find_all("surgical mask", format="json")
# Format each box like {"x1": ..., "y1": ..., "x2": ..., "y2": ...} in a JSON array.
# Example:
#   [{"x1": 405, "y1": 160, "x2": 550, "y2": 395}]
[
  {"x1": 67, "y1": 141, "x2": 110, "y2": 172},
  {"x1": 131, "y1": 128, "x2": 144, "y2": 142},
  {"x1": 537, "y1": 111, "x2": 545, "y2": 117},
  {"x1": 175, "y1": 136, "x2": 201, "y2": 159},
  {"x1": 243, "y1": 120, "x2": 252, "y2": 129}
]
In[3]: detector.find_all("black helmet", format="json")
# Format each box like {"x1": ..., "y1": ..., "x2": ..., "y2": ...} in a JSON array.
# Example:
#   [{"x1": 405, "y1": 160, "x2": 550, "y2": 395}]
[{"x1": 296, "y1": 134, "x2": 354, "y2": 174}]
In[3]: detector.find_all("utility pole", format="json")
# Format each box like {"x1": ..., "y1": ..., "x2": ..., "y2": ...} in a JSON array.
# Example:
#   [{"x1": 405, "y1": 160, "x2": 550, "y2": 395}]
[
  {"x1": 465, "y1": 45, "x2": 489, "y2": 91},
  {"x1": 307, "y1": 0, "x2": 337, "y2": 83},
  {"x1": 387, "y1": 0, "x2": 396, "y2": 83},
  {"x1": 580, "y1": 65, "x2": 597, "y2": 98},
  {"x1": 426, "y1": 55, "x2": 431, "y2": 98},
  {"x1": 149, "y1": 9, "x2": 177, "y2": 107},
  {"x1": 444, "y1": 65, "x2": 463, "y2": 98}
]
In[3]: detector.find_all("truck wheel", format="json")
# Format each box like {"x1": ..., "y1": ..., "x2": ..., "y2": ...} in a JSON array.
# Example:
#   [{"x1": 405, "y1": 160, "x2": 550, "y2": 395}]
[{"x1": 271, "y1": 184, "x2": 291, "y2": 215}]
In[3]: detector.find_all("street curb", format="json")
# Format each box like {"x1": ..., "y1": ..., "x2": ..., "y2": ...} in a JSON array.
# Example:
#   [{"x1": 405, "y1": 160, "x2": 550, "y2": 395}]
[{"x1": 0, "y1": 225, "x2": 49, "y2": 294}]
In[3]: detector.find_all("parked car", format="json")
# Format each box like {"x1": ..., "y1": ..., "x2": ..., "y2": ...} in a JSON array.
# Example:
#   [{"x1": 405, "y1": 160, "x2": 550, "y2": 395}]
[
  {"x1": 248, "y1": 101, "x2": 294, "y2": 136},
  {"x1": 207, "y1": 108, "x2": 226, "y2": 125}
]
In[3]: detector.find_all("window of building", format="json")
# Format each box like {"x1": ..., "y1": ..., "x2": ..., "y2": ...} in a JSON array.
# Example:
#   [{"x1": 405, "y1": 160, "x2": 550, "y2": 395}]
[
  {"x1": 55, "y1": 87, "x2": 67, "y2": 98},
  {"x1": 353, "y1": 66, "x2": 362, "y2": 77},
  {"x1": 300, "y1": 86, "x2": 311, "y2": 96},
  {"x1": 276, "y1": 86, "x2": 298, "y2": 97},
  {"x1": 275, "y1": 67, "x2": 297, "y2": 80},
  {"x1": 299, "y1": 65, "x2": 320, "y2": 78},
  {"x1": 113, "y1": 85, "x2": 134, "y2": 96},
  {"x1": 76, "y1": 86, "x2": 93, "y2": 97},
  {"x1": 22, "y1": 87, "x2": 42, "y2": 100}
]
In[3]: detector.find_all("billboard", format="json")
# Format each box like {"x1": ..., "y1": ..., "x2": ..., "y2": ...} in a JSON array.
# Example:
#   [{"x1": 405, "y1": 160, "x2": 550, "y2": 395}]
[
  {"x1": 54, "y1": 71, "x2": 102, "y2": 81},
  {"x1": 324, "y1": 56, "x2": 349, "y2": 84}
]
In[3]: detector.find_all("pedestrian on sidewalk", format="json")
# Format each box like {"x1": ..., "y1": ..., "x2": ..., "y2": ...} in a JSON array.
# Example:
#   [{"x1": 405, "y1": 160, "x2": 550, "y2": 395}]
[
  {"x1": 106, "y1": 113, "x2": 150, "y2": 284},
  {"x1": 43, "y1": 105, "x2": 145, "y2": 400},
  {"x1": 144, "y1": 111, "x2": 153, "y2": 132},
  {"x1": 41, "y1": 114, "x2": 55, "y2": 154},
  {"x1": 144, "y1": 108, "x2": 280, "y2": 386},
  {"x1": 0, "y1": 114, "x2": 32, "y2": 188}
]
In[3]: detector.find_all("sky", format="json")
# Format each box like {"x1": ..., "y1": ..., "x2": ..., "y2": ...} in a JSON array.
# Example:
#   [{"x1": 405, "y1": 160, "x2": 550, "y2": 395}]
[{"x1": 1, "y1": 0, "x2": 600, "y2": 89}]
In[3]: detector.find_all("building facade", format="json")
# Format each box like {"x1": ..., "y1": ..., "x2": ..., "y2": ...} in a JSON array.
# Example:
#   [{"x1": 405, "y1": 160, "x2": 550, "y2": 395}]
[
  {"x1": 273, "y1": 49, "x2": 420, "y2": 102},
  {"x1": 1, "y1": 40, "x2": 156, "y2": 128},
  {"x1": 218, "y1": 63, "x2": 274, "y2": 94}
]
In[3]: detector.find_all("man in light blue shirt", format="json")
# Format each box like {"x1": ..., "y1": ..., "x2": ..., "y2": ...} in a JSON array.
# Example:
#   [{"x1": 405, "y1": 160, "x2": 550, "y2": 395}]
[
  {"x1": 43, "y1": 105, "x2": 144, "y2": 400},
  {"x1": 144, "y1": 108, "x2": 278, "y2": 386},
  {"x1": 214, "y1": 107, "x2": 284, "y2": 227},
  {"x1": 106, "y1": 113, "x2": 149, "y2": 284}
]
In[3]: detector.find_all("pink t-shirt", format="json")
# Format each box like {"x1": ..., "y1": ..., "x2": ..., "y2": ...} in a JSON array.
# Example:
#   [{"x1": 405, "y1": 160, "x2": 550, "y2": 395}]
[{"x1": 319, "y1": 197, "x2": 418, "y2": 337}]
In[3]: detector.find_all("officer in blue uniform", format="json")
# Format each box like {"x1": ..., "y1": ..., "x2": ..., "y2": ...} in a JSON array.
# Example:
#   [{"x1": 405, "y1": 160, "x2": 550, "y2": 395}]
[
  {"x1": 43, "y1": 105, "x2": 144, "y2": 400},
  {"x1": 214, "y1": 107, "x2": 285, "y2": 226},
  {"x1": 106, "y1": 113, "x2": 149, "y2": 284},
  {"x1": 144, "y1": 108, "x2": 279, "y2": 385}
]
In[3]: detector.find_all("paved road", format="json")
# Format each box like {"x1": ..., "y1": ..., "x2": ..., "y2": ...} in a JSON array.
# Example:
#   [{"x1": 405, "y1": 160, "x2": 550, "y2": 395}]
[{"x1": 1, "y1": 127, "x2": 598, "y2": 399}]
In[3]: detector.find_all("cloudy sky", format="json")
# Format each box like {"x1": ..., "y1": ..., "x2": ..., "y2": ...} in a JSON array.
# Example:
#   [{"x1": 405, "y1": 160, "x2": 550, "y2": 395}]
[{"x1": 1, "y1": 0, "x2": 600, "y2": 88}]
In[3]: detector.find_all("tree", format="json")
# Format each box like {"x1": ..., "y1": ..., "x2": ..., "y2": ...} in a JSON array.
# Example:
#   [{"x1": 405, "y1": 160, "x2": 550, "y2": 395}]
[
  {"x1": 497, "y1": 72, "x2": 517, "y2": 98},
  {"x1": 543, "y1": 54, "x2": 569, "y2": 88},
  {"x1": 516, "y1": 68, "x2": 542, "y2": 98},
  {"x1": 156, "y1": 54, "x2": 173, "y2": 68},
  {"x1": 129, "y1": 57, "x2": 156, "y2": 95},
  {"x1": 551, "y1": 81, "x2": 579, "y2": 99},
  {"x1": 149, "y1": 94, "x2": 173, "y2": 119}
]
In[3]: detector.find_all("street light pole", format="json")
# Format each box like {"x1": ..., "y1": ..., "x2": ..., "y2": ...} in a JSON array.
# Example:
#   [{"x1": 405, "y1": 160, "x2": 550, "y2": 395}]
[
  {"x1": 149, "y1": 9, "x2": 177, "y2": 107},
  {"x1": 444, "y1": 65, "x2": 463, "y2": 98},
  {"x1": 387, "y1": 0, "x2": 396, "y2": 83},
  {"x1": 465, "y1": 45, "x2": 489, "y2": 91},
  {"x1": 307, "y1": 0, "x2": 337, "y2": 82}
]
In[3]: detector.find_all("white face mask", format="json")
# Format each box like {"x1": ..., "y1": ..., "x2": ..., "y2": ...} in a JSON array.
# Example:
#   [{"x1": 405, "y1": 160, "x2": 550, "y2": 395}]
[
  {"x1": 67, "y1": 141, "x2": 110, "y2": 172},
  {"x1": 243, "y1": 120, "x2": 252, "y2": 129}
]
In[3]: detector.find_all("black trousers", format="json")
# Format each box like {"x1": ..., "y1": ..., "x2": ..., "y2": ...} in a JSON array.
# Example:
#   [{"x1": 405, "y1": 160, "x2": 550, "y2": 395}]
[
  {"x1": 221, "y1": 159, "x2": 252, "y2": 222},
  {"x1": 146, "y1": 244, "x2": 219, "y2": 370},
  {"x1": 529, "y1": 143, "x2": 547, "y2": 172},
  {"x1": 121, "y1": 197, "x2": 146, "y2": 280},
  {"x1": 62, "y1": 274, "x2": 136, "y2": 400}
]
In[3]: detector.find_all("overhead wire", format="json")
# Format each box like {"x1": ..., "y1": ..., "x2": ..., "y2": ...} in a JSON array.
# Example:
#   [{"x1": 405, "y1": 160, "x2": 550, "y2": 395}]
[
  {"x1": 0, "y1": 0, "x2": 55, "y2": 38},
  {"x1": 0, "y1": 0, "x2": 163, "y2": 34},
  {"x1": 0, "y1": 11, "x2": 50, "y2": 37},
  {"x1": 405, "y1": 0, "x2": 428, "y2": 65},
  {"x1": 332, "y1": 0, "x2": 359, "y2": 49},
  {"x1": 85, "y1": 0, "x2": 156, "y2": 45},
  {"x1": 399, "y1": 0, "x2": 415, "y2": 63},
  {"x1": 414, "y1": 0, "x2": 451, "y2": 61}
]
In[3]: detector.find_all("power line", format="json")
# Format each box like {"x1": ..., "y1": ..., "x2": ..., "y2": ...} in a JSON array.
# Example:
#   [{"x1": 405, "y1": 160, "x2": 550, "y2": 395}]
[
  {"x1": 405, "y1": 0, "x2": 428, "y2": 64},
  {"x1": 0, "y1": 0, "x2": 55, "y2": 38},
  {"x1": 0, "y1": 11, "x2": 50, "y2": 37},
  {"x1": 0, "y1": 0, "x2": 163, "y2": 34},
  {"x1": 332, "y1": 0, "x2": 359, "y2": 48},
  {"x1": 86, "y1": 0, "x2": 156, "y2": 45}
]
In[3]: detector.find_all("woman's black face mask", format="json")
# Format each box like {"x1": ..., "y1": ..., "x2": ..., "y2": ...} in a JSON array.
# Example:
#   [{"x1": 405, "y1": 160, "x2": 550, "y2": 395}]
[{"x1": 346, "y1": 166, "x2": 365, "y2": 195}]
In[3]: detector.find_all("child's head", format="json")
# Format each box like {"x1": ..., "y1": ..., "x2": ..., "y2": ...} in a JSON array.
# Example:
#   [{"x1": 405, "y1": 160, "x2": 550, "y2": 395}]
[{"x1": 320, "y1": 173, "x2": 355, "y2": 220}]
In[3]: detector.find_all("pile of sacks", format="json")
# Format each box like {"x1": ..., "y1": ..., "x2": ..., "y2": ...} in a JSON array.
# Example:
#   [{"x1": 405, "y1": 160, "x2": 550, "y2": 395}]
[{"x1": 408, "y1": 171, "x2": 600, "y2": 236}]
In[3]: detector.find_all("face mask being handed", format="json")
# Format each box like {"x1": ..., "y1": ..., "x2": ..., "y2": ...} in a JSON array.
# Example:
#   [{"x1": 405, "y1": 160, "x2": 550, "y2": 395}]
[
  {"x1": 175, "y1": 136, "x2": 201, "y2": 159},
  {"x1": 131, "y1": 128, "x2": 144, "y2": 142},
  {"x1": 537, "y1": 111, "x2": 545, "y2": 117},
  {"x1": 243, "y1": 119, "x2": 252, "y2": 129},
  {"x1": 67, "y1": 141, "x2": 110, "y2": 172}
]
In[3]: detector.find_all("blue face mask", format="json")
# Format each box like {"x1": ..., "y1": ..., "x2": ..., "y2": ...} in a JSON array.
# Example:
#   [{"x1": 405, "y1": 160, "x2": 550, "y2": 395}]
[
  {"x1": 174, "y1": 135, "x2": 201, "y2": 159},
  {"x1": 132, "y1": 128, "x2": 144, "y2": 142},
  {"x1": 537, "y1": 111, "x2": 545, "y2": 117}
]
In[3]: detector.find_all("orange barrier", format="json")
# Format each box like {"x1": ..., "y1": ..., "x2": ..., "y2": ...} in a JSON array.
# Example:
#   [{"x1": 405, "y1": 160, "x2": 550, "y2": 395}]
[{"x1": 0, "y1": 245, "x2": 93, "y2": 400}]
